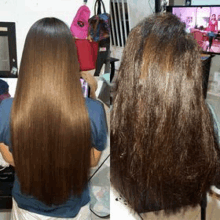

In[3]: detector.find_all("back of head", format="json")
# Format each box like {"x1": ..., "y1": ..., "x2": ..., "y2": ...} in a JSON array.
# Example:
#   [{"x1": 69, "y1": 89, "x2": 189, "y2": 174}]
[
  {"x1": 0, "y1": 79, "x2": 10, "y2": 103},
  {"x1": 0, "y1": 79, "x2": 9, "y2": 95},
  {"x1": 111, "y1": 13, "x2": 220, "y2": 214},
  {"x1": 11, "y1": 17, "x2": 91, "y2": 205}
]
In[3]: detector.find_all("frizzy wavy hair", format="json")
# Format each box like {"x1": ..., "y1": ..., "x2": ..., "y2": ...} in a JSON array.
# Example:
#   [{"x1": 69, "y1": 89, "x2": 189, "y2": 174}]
[{"x1": 111, "y1": 13, "x2": 220, "y2": 214}]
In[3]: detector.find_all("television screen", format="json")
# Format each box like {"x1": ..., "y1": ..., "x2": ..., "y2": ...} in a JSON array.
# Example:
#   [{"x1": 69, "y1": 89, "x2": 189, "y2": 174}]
[{"x1": 167, "y1": 6, "x2": 220, "y2": 55}]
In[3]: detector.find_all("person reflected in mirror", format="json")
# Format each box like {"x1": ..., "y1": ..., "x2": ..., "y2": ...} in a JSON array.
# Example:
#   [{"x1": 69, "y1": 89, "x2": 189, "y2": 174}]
[
  {"x1": 206, "y1": 14, "x2": 218, "y2": 52},
  {"x1": 0, "y1": 79, "x2": 11, "y2": 103}
]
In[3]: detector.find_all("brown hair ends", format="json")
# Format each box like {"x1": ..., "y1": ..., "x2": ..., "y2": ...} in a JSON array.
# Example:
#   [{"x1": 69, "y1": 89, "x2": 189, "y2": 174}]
[
  {"x1": 11, "y1": 18, "x2": 91, "y2": 205},
  {"x1": 111, "y1": 13, "x2": 220, "y2": 214}
]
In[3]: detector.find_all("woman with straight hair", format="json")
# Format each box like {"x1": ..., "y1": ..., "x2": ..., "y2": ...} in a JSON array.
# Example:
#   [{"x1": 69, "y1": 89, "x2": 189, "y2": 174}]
[
  {"x1": 0, "y1": 17, "x2": 107, "y2": 219},
  {"x1": 111, "y1": 13, "x2": 220, "y2": 219}
]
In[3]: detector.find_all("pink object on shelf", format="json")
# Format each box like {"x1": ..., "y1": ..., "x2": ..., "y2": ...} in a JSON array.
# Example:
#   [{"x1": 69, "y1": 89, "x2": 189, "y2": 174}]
[{"x1": 70, "y1": 5, "x2": 91, "y2": 39}]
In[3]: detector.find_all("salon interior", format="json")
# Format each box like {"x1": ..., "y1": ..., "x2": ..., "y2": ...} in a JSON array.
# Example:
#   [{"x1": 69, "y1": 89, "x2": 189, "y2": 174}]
[
  {"x1": 0, "y1": 0, "x2": 110, "y2": 219},
  {"x1": 1, "y1": 0, "x2": 220, "y2": 219}
]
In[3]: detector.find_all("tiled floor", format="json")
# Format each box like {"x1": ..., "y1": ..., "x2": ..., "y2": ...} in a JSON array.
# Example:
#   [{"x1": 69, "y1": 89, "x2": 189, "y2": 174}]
[{"x1": 0, "y1": 211, "x2": 11, "y2": 220}]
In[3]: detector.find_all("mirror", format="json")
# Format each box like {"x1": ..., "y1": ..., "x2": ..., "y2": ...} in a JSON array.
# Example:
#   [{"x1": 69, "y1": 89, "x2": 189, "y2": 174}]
[
  {"x1": 0, "y1": 36, "x2": 10, "y2": 71},
  {"x1": 0, "y1": 22, "x2": 18, "y2": 78}
]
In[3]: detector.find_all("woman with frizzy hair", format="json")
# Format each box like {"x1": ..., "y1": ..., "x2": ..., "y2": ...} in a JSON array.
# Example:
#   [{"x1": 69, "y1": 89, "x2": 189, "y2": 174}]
[
  {"x1": 111, "y1": 13, "x2": 220, "y2": 217},
  {"x1": 0, "y1": 17, "x2": 107, "y2": 219}
]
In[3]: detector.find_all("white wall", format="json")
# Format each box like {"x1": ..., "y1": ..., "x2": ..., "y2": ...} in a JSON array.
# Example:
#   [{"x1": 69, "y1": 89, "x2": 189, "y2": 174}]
[
  {"x1": 127, "y1": 0, "x2": 155, "y2": 30},
  {"x1": 192, "y1": 0, "x2": 220, "y2": 5},
  {"x1": 172, "y1": 0, "x2": 220, "y2": 5},
  {"x1": 111, "y1": 0, "x2": 155, "y2": 70},
  {"x1": 0, "y1": 0, "x2": 110, "y2": 96}
]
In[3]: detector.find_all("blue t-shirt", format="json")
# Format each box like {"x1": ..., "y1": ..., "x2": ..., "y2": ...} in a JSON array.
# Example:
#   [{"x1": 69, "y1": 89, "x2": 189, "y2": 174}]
[{"x1": 0, "y1": 97, "x2": 108, "y2": 218}]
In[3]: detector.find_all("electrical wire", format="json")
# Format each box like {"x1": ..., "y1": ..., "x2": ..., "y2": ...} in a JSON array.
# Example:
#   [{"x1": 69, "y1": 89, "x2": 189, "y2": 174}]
[
  {"x1": 89, "y1": 154, "x2": 110, "y2": 181},
  {"x1": 90, "y1": 208, "x2": 110, "y2": 219},
  {"x1": 138, "y1": 213, "x2": 144, "y2": 220}
]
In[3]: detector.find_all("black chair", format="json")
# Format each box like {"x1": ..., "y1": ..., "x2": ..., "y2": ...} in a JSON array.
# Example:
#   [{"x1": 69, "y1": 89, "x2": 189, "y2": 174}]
[
  {"x1": 110, "y1": 57, "x2": 119, "y2": 82},
  {"x1": 0, "y1": 166, "x2": 14, "y2": 210},
  {"x1": 200, "y1": 193, "x2": 207, "y2": 220}
]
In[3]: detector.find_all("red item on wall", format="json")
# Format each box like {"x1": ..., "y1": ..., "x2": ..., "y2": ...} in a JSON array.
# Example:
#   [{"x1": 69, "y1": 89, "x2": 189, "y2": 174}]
[{"x1": 75, "y1": 39, "x2": 99, "y2": 71}]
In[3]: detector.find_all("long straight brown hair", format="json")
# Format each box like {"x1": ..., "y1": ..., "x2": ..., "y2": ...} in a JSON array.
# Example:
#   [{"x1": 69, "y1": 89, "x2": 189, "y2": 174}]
[
  {"x1": 111, "y1": 13, "x2": 220, "y2": 214},
  {"x1": 11, "y1": 18, "x2": 91, "y2": 206}
]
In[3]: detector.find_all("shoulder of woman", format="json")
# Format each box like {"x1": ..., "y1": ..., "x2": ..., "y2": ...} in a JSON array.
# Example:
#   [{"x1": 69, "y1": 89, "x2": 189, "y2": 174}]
[
  {"x1": 85, "y1": 98, "x2": 104, "y2": 112},
  {"x1": 85, "y1": 98, "x2": 107, "y2": 129},
  {"x1": 0, "y1": 98, "x2": 13, "y2": 111}
]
